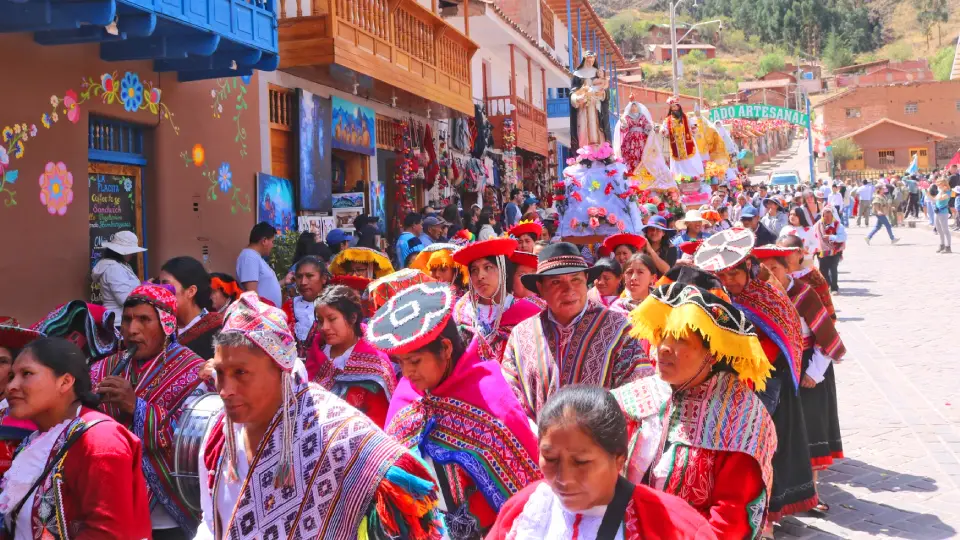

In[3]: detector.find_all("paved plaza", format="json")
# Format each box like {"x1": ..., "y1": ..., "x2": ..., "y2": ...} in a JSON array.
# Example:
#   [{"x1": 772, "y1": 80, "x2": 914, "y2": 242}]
[{"x1": 758, "y1": 172, "x2": 960, "y2": 536}]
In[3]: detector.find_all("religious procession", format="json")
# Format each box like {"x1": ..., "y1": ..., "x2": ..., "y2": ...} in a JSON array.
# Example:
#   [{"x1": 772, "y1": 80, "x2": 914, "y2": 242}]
[{"x1": 0, "y1": 42, "x2": 860, "y2": 539}]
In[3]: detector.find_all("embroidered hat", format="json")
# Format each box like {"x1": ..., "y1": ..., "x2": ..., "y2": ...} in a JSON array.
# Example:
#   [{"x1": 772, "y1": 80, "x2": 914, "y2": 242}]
[
  {"x1": 366, "y1": 268, "x2": 436, "y2": 314},
  {"x1": 221, "y1": 291, "x2": 296, "y2": 371},
  {"x1": 31, "y1": 301, "x2": 119, "y2": 361},
  {"x1": 0, "y1": 319, "x2": 44, "y2": 352},
  {"x1": 329, "y1": 247, "x2": 394, "y2": 279},
  {"x1": 603, "y1": 233, "x2": 647, "y2": 254},
  {"x1": 628, "y1": 279, "x2": 772, "y2": 390},
  {"x1": 520, "y1": 242, "x2": 602, "y2": 292},
  {"x1": 678, "y1": 239, "x2": 703, "y2": 256},
  {"x1": 507, "y1": 219, "x2": 543, "y2": 240},
  {"x1": 366, "y1": 282, "x2": 455, "y2": 355},
  {"x1": 509, "y1": 250, "x2": 538, "y2": 270},
  {"x1": 694, "y1": 228, "x2": 756, "y2": 272},
  {"x1": 452, "y1": 237, "x2": 518, "y2": 267},
  {"x1": 410, "y1": 243, "x2": 468, "y2": 286},
  {"x1": 751, "y1": 244, "x2": 800, "y2": 260},
  {"x1": 125, "y1": 283, "x2": 178, "y2": 338},
  {"x1": 328, "y1": 274, "x2": 373, "y2": 293}
]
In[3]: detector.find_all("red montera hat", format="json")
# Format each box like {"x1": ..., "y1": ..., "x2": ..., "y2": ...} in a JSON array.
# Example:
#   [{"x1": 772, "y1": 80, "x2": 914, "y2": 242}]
[
  {"x1": 603, "y1": 233, "x2": 647, "y2": 254},
  {"x1": 452, "y1": 237, "x2": 518, "y2": 267},
  {"x1": 508, "y1": 220, "x2": 543, "y2": 239}
]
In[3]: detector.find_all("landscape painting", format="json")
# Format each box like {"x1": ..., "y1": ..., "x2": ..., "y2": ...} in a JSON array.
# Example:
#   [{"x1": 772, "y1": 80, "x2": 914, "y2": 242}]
[
  {"x1": 257, "y1": 173, "x2": 295, "y2": 232},
  {"x1": 331, "y1": 96, "x2": 376, "y2": 156},
  {"x1": 297, "y1": 90, "x2": 332, "y2": 212}
]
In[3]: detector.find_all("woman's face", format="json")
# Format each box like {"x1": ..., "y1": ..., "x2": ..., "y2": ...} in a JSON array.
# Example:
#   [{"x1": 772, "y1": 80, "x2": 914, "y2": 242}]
[
  {"x1": 347, "y1": 262, "x2": 371, "y2": 277},
  {"x1": 806, "y1": 194, "x2": 816, "y2": 205},
  {"x1": 788, "y1": 213, "x2": 801, "y2": 226},
  {"x1": 594, "y1": 271, "x2": 622, "y2": 297},
  {"x1": 623, "y1": 262, "x2": 654, "y2": 301},
  {"x1": 613, "y1": 245, "x2": 635, "y2": 267},
  {"x1": 7, "y1": 351, "x2": 74, "y2": 421},
  {"x1": 469, "y1": 258, "x2": 501, "y2": 299},
  {"x1": 157, "y1": 270, "x2": 196, "y2": 317},
  {"x1": 539, "y1": 418, "x2": 624, "y2": 512},
  {"x1": 430, "y1": 266, "x2": 456, "y2": 284},
  {"x1": 316, "y1": 304, "x2": 356, "y2": 348},
  {"x1": 512, "y1": 265, "x2": 536, "y2": 299},
  {"x1": 392, "y1": 339, "x2": 452, "y2": 392},
  {"x1": 517, "y1": 234, "x2": 537, "y2": 253},
  {"x1": 210, "y1": 289, "x2": 230, "y2": 312},
  {"x1": 761, "y1": 258, "x2": 790, "y2": 288},
  {"x1": 0, "y1": 347, "x2": 13, "y2": 396},
  {"x1": 296, "y1": 263, "x2": 327, "y2": 302},
  {"x1": 644, "y1": 228, "x2": 664, "y2": 244},
  {"x1": 656, "y1": 333, "x2": 711, "y2": 388}
]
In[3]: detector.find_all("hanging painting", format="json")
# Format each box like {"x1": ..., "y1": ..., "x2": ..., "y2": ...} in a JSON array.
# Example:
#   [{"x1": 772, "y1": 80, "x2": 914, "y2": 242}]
[
  {"x1": 298, "y1": 90, "x2": 333, "y2": 212},
  {"x1": 332, "y1": 192, "x2": 364, "y2": 209},
  {"x1": 256, "y1": 173, "x2": 295, "y2": 232},
  {"x1": 370, "y1": 179, "x2": 387, "y2": 235},
  {"x1": 331, "y1": 96, "x2": 376, "y2": 156},
  {"x1": 298, "y1": 215, "x2": 325, "y2": 236}
]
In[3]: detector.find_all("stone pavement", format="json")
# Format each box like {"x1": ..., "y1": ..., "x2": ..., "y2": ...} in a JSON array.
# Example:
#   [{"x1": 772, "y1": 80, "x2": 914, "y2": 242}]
[{"x1": 776, "y1": 218, "x2": 960, "y2": 538}]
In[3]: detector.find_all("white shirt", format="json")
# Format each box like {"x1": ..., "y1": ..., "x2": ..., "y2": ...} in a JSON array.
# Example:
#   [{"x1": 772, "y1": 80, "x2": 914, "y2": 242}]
[
  {"x1": 292, "y1": 297, "x2": 315, "y2": 342},
  {"x1": 194, "y1": 422, "x2": 247, "y2": 540},
  {"x1": 827, "y1": 192, "x2": 844, "y2": 208},
  {"x1": 322, "y1": 343, "x2": 356, "y2": 371},
  {"x1": 508, "y1": 482, "x2": 624, "y2": 540},
  {"x1": 857, "y1": 184, "x2": 874, "y2": 201}
]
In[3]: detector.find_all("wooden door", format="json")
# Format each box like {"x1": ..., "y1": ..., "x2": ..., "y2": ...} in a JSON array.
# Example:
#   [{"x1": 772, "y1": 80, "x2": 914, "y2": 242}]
[{"x1": 909, "y1": 147, "x2": 929, "y2": 168}]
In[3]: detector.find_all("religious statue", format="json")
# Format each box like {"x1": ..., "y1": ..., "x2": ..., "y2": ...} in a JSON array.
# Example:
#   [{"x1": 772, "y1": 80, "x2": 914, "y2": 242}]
[
  {"x1": 612, "y1": 99, "x2": 675, "y2": 191},
  {"x1": 569, "y1": 51, "x2": 610, "y2": 150},
  {"x1": 660, "y1": 97, "x2": 704, "y2": 178}
]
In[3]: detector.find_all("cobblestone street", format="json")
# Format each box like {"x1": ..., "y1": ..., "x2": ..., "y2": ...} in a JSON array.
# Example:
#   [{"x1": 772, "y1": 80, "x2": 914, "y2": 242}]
[{"x1": 776, "y1": 216, "x2": 960, "y2": 538}]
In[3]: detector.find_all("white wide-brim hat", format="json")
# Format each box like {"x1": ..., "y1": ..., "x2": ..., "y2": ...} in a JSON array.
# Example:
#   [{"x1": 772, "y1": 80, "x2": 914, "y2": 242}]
[
  {"x1": 102, "y1": 230, "x2": 147, "y2": 255},
  {"x1": 675, "y1": 209, "x2": 708, "y2": 229}
]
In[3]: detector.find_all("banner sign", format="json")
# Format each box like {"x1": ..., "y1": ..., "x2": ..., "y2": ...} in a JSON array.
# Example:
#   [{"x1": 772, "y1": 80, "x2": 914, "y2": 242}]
[{"x1": 708, "y1": 104, "x2": 809, "y2": 126}]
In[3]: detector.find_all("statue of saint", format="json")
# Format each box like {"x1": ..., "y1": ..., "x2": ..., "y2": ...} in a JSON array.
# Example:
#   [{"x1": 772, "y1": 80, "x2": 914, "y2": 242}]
[{"x1": 569, "y1": 51, "x2": 610, "y2": 150}]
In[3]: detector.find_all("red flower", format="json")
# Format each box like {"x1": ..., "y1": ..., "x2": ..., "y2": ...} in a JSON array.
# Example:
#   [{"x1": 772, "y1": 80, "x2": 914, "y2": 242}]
[
  {"x1": 554, "y1": 194, "x2": 565, "y2": 201},
  {"x1": 571, "y1": 191, "x2": 582, "y2": 202},
  {"x1": 657, "y1": 203, "x2": 665, "y2": 211},
  {"x1": 605, "y1": 170, "x2": 617, "y2": 177},
  {"x1": 604, "y1": 183, "x2": 613, "y2": 195}
]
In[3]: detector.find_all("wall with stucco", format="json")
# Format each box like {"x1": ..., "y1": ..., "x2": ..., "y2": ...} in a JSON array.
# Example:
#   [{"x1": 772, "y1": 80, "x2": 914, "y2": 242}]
[{"x1": 0, "y1": 34, "x2": 262, "y2": 323}]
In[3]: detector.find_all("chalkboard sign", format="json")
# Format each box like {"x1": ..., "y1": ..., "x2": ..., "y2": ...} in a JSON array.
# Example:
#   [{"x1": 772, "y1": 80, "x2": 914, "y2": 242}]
[{"x1": 88, "y1": 162, "x2": 143, "y2": 303}]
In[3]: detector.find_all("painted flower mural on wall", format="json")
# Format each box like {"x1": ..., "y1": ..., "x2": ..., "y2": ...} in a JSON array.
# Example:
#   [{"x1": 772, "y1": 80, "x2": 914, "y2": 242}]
[
  {"x1": 38, "y1": 161, "x2": 74, "y2": 216},
  {"x1": 179, "y1": 145, "x2": 250, "y2": 214},
  {"x1": 120, "y1": 72, "x2": 144, "y2": 112},
  {"x1": 63, "y1": 90, "x2": 81, "y2": 124},
  {"x1": 80, "y1": 71, "x2": 179, "y2": 133},
  {"x1": 211, "y1": 77, "x2": 249, "y2": 159}
]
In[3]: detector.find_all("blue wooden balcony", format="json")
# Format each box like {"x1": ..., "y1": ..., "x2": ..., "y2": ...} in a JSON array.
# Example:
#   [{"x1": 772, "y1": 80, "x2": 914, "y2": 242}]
[
  {"x1": 0, "y1": 0, "x2": 278, "y2": 81},
  {"x1": 547, "y1": 97, "x2": 569, "y2": 118}
]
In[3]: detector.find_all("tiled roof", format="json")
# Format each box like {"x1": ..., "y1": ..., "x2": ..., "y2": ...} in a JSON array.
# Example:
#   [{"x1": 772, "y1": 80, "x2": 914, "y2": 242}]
[
  {"x1": 485, "y1": 0, "x2": 572, "y2": 75},
  {"x1": 836, "y1": 118, "x2": 948, "y2": 141}
]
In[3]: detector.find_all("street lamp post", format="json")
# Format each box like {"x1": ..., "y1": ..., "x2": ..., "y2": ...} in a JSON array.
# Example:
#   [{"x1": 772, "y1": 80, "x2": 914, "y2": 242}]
[{"x1": 668, "y1": 2, "x2": 722, "y2": 97}]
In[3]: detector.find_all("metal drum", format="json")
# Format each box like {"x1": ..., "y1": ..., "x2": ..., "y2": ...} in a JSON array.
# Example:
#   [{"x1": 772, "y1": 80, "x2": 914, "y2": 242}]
[{"x1": 172, "y1": 393, "x2": 224, "y2": 512}]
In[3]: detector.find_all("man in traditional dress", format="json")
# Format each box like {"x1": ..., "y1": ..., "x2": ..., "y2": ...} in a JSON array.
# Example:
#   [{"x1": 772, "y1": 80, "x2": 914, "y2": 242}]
[
  {"x1": 91, "y1": 283, "x2": 209, "y2": 538},
  {"x1": 194, "y1": 292, "x2": 442, "y2": 539},
  {"x1": 660, "y1": 98, "x2": 704, "y2": 178},
  {"x1": 501, "y1": 242, "x2": 654, "y2": 419}
]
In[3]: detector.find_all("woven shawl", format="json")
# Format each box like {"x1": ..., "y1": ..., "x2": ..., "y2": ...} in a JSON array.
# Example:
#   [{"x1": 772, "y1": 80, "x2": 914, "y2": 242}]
[
  {"x1": 787, "y1": 281, "x2": 846, "y2": 361},
  {"x1": 732, "y1": 278, "x2": 804, "y2": 391}
]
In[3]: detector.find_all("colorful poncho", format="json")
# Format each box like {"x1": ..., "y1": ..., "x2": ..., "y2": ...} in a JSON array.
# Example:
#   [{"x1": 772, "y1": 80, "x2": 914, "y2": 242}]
[
  {"x1": 732, "y1": 278, "x2": 804, "y2": 391},
  {"x1": 385, "y1": 338, "x2": 540, "y2": 534},
  {"x1": 787, "y1": 280, "x2": 846, "y2": 361},
  {"x1": 453, "y1": 295, "x2": 542, "y2": 363},
  {"x1": 199, "y1": 382, "x2": 443, "y2": 539},
  {"x1": 89, "y1": 342, "x2": 209, "y2": 531},
  {"x1": 305, "y1": 338, "x2": 397, "y2": 427},
  {"x1": 501, "y1": 302, "x2": 653, "y2": 419}
]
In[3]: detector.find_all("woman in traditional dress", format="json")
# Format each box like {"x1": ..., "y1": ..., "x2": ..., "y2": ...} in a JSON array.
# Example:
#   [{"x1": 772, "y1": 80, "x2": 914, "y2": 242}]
[
  {"x1": 602, "y1": 233, "x2": 648, "y2": 268},
  {"x1": 757, "y1": 245, "x2": 846, "y2": 514},
  {"x1": 410, "y1": 243, "x2": 468, "y2": 298},
  {"x1": 779, "y1": 207, "x2": 821, "y2": 268},
  {"x1": 367, "y1": 282, "x2": 541, "y2": 539},
  {"x1": 304, "y1": 285, "x2": 396, "y2": 428},
  {"x1": 610, "y1": 253, "x2": 660, "y2": 314},
  {"x1": 507, "y1": 220, "x2": 543, "y2": 254},
  {"x1": 451, "y1": 237, "x2": 542, "y2": 363},
  {"x1": 209, "y1": 273, "x2": 241, "y2": 313},
  {"x1": 569, "y1": 51, "x2": 609, "y2": 150},
  {"x1": 778, "y1": 235, "x2": 837, "y2": 318},
  {"x1": 0, "y1": 338, "x2": 151, "y2": 538},
  {"x1": 0, "y1": 322, "x2": 40, "y2": 476},
  {"x1": 613, "y1": 266, "x2": 777, "y2": 539},
  {"x1": 329, "y1": 246, "x2": 394, "y2": 280},
  {"x1": 158, "y1": 256, "x2": 223, "y2": 360},
  {"x1": 586, "y1": 258, "x2": 624, "y2": 308},
  {"x1": 488, "y1": 385, "x2": 715, "y2": 539},
  {"x1": 812, "y1": 206, "x2": 846, "y2": 296},
  {"x1": 280, "y1": 256, "x2": 329, "y2": 355},
  {"x1": 694, "y1": 229, "x2": 816, "y2": 531},
  {"x1": 508, "y1": 251, "x2": 547, "y2": 310}
]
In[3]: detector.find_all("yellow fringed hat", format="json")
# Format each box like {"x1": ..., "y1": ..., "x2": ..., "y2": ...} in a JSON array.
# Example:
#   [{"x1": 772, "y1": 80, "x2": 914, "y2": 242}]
[
  {"x1": 329, "y1": 247, "x2": 394, "y2": 279},
  {"x1": 629, "y1": 267, "x2": 773, "y2": 390},
  {"x1": 409, "y1": 243, "x2": 468, "y2": 286}
]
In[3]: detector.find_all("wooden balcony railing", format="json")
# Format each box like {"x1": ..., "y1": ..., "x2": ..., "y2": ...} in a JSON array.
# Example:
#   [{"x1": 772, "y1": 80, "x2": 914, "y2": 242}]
[
  {"x1": 484, "y1": 94, "x2": 548, "y2": 156},
  {"x1": 278, "y1": 0, "x2": 476, "y2": 114}
]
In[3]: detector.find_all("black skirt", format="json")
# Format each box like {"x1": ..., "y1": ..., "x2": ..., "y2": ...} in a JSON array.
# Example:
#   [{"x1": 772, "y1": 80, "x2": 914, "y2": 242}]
[
  {"x1": 800, "y1": 357, "x2": 843, "y2": 468},
  {"x1": 768, "y1": 354, "x2": 817, "y2": 519}
]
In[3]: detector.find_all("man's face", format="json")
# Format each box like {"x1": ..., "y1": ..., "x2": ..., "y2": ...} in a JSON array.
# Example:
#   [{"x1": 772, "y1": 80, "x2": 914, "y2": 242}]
[
  {"x1": 715, "y1": 265, "x2": 749, "y2": 296},
  {"x1": 741, "y1": 216, "x2": 758, "y2": 230},
  {"x1": 213, "y1": 345, "x2": 284, "y2": 425},
  {"x1": 537, "y1": 272, "x2": 588, "y2": 324},
  {"x1": 427, "y1": 225, "x2": 443, "y2": 240},
  {"x1": 120, "y1": 304, "x2": 167, "y2": 361},
  {"x1": 261, "y1": 236, "x2": 275, "y2": 255}
]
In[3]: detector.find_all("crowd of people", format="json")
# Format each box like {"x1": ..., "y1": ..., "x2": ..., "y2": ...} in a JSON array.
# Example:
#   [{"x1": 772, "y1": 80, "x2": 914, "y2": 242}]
[{"x1": 0, "y1": 163, "x2": 870, "y2": 540}]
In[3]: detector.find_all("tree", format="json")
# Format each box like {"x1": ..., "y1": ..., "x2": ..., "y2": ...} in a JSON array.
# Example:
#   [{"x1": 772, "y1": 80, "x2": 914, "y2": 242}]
[
  {"x1": 886, "y1": 41, "x2": 914, "y2": 62},
  {"x1": 930, "y1": 45, "x2": 955, "y2": 80},
  {"x1": 915, "y1": 0, "x2": 949, "y2": 50},
  {"x1": 605, "y1": 12, "x2": 649, "y2": 57},
  {"x1": 757, "y1": 52, "x2": 786, "y2": 76},
  {"x1": 685, "y1": 49, "x2": 708, "y2": 66},
  {"x1": 823, "y1": 33, "x2": 855, "y2": 70},
  {"x1": 831, "y1": 139, "x2": 861, "y2": 173}
]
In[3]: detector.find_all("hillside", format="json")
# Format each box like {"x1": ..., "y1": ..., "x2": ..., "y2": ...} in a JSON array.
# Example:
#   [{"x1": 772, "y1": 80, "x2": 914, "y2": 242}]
[{"x1": 599, "y1": 0, "x2": 960, "y2": 103}]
